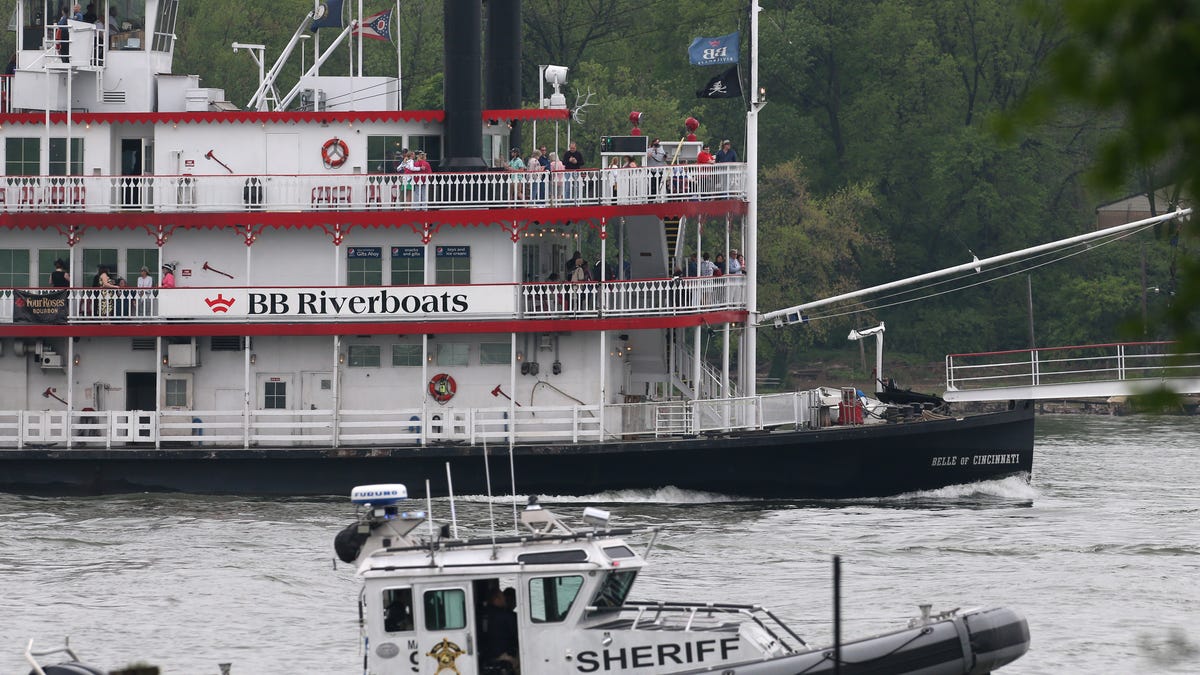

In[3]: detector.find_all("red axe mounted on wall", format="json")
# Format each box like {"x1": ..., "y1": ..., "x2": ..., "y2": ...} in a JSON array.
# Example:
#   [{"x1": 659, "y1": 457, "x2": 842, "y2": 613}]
[
  {"x1": 490, "y1": 385, "x2": 522, "y2": 406},
  {"x1": 42, "y1": 387, "x2": 67, "y2": 405},
  {"x1": 204, "y1": 149, "x2": 234, "y2": 174},
  {"x1": 203, "y1": 261, "x2": 235, "y2": 279}
]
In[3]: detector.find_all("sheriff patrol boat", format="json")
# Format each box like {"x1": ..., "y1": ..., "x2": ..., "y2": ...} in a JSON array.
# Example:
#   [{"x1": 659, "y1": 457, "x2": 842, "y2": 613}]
[
  {"x1": 0, "y1": 0, "x2": 1035, "y2": 498},
  {"x1": 336, "y1": 483, "x2": 1031, "y2": 675}
]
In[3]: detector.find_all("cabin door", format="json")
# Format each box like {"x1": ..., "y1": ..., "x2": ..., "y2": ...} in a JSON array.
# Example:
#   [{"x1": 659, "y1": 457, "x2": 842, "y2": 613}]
[
  {"x1": 415, "y1": 584, "x2": 478, "y2": 675},
  {"x1": 119, "y1": 138, "x2": 152, "y2": 208},
  {"x1": 125, "y1": 371, "x2": 156, "y2": 442},
  {"x1": 299, "y1": 371, "x2": 334, "y2": 446}
]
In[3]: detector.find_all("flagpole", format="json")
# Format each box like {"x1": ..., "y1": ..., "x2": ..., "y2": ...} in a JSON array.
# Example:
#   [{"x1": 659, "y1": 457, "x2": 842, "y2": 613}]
[
  {"x1": 358, "y1": 0, "x2": 364, "y2": 78},
  {"x1": 744, "y1": 1, "x2": 761, "y2": 398},
  {"x1": 403, "y1": 0, "x2": 408, "y2": 109}
]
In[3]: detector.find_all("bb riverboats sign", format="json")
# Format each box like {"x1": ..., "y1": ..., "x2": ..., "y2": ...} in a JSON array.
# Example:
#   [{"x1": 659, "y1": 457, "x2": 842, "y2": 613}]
[{"x1": 158, "y1": 286, "x2": 515, "y2": 320}]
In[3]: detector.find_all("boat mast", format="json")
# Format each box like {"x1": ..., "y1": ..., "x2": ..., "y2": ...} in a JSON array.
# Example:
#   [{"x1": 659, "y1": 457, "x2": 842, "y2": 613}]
[
  {"x1": 760, "y1": 207, "x2": 1194, "y2": 325},
  {"x1": 744, "y1": 0, "x2": 763, "y2": 396}
]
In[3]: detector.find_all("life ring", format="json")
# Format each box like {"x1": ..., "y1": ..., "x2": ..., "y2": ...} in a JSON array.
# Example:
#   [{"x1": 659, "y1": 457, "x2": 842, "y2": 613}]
[
  {"x1": 429, "y1": 373, "x2": 456, "y2": 403},
  {"x1": 321, "y1": 138, "x2": 349, "y2": 169}
]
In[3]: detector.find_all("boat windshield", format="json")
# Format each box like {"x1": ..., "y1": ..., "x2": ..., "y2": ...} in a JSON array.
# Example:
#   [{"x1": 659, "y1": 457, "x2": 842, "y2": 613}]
[{"x1": 589, "y1": 569, "x2": 638, "y2": 611}]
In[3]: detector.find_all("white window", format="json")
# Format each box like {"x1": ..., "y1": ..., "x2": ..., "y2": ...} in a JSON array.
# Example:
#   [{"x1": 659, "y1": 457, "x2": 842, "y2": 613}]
[{"x1": 436, "y1": 343, "x2": 468, "y2": 367}]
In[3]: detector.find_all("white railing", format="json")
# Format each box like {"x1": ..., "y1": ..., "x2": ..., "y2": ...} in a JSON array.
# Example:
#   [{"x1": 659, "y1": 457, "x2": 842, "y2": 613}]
[
  {"x1": 945, "y1": 341, "x2": 1200, "y2": 400},
  {"x1": 0, "y1": 75, "x2": 11, "y2": 114},
  {"x1": 0, "y1": 277, "x2": 746, "y2": 324},
  {"x1": 0, "y1": 392, "x2": 831, "y2": 450},
  {"x1": 0, "y1": 164, "x2": 747, "y2": 214}
]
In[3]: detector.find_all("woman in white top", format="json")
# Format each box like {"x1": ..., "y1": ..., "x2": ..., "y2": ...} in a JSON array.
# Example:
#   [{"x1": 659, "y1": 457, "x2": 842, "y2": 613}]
[{"x1": 136, "y1": 266, "x2": 154, "y2": 288}]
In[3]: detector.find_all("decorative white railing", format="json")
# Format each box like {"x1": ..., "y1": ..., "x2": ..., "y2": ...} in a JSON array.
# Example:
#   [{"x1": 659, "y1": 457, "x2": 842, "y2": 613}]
[
  {"x1": 0, "y1": 392, "x2": 828, "y2": 450},
  {"x1": 944, "y1": 341, "x2": 1200, "y2": 401},
  {"x1": 0, "y1": 164, "x2": 747, "y2": 214},
  {"x1": 0, "y1": 276, "x2": 746, "y2": 324}
]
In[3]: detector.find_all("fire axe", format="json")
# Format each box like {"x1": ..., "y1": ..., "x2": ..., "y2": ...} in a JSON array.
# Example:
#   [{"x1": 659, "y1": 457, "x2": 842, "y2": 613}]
[
  {"x1": 42, "y1": 387, "x2": 67, "y2": 405},
  {"x1": 490, "y1": 385, "x2": 522, "y2": 406},
  {"x1": 204, "y1": 149, "x2": 234, "y2": 174},
  {"x1": 203, "y1": 261, "x2": 235, "y2": 279}
]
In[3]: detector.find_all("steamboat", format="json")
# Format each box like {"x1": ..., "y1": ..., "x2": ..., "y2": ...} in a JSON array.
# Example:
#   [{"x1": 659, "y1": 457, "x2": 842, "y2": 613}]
[{"x1": 0, "y1": 0, "x2": 1034, "y2": 497}]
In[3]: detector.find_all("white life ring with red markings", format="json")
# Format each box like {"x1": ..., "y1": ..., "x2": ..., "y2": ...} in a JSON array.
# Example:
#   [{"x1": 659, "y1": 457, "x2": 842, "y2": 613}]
[
  {"x1": 321, "y1": 137, "x2": 349, "y2": 169},
  {"x1": 429, "y1": 373, "x2": 457, "y2": 403}
]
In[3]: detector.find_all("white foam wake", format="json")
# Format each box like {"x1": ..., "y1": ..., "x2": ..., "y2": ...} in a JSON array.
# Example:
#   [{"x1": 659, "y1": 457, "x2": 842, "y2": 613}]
[
  {"x1": 883, "y1": 475, "x2": 1039, "y2": 502},
  {"x1": 451, "y1": 486, "x2": 748, "y2": 504}
]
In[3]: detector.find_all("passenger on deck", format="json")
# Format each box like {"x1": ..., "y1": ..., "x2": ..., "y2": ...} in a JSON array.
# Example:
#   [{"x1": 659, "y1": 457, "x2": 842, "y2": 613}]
[{"x1": 479, "y1": 588, "x2": 519, "y2": 674}]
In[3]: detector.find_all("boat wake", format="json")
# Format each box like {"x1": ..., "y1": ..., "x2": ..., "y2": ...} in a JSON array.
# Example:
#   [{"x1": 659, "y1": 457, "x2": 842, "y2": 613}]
[
  {"x1": 880, "y1": 475, "x2": 1038, "y2": 504},
  {"x1": 452, "y1": 487, "x2": 750, "y2": 504}
]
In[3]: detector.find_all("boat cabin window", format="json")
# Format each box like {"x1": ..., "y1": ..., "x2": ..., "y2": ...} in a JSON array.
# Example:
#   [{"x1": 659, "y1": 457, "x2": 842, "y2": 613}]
[
  {"x1": 434, "y1": 247, "x2": 471, "y2": 284},
  {"x1": 603, "y1": 545, "x2": 635, "y2": 559},
  {"x1": 516, "y1": 549, "x2": 588, "y2": 564},
  {"x1": 6, "y1": 138, "x2": 40, "y2": 175},
  {"x1": 382, "y1": 587, "x2": 415, "y2": 633},
  {"x1": 528, "y1": 575, "x2": 584, "y2": 623},
  {"x1": 590, "y1": 570, "x2": 638, "y2": 610},
  {"x1": 424, "y1": 588, "x2": 467, "y2": 630}
]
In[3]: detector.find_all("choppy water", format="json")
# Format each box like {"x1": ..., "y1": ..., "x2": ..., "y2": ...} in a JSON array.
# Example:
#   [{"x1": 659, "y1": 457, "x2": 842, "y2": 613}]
[{"x1": 2, "y1": 414, "x2": 1198, "y2": 674}]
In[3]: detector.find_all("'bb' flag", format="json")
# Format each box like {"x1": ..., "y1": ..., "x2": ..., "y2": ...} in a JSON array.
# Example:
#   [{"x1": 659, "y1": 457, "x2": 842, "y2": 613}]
[
  {"x1": 688, "y1": 31, "x2": 739, "y2": 66},
  {"x1": 353, "y1": 8, "x2": 394, "y2": 41},
  {"x1": 310, "y1": 0, "x2": 345, "y2": 31},
  {"x1": 696, "y1": 65, "x2": 742, "y2": 99}
]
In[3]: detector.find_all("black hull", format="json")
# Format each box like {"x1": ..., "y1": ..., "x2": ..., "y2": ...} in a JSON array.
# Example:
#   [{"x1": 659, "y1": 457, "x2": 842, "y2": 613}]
[{"x1": 0, "y1": 403, "x2": 1034, "y2": 498}]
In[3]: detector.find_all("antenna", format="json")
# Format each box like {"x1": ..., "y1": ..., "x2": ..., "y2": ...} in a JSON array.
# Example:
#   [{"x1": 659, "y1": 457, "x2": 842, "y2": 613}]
[
  {"x1": 482, "y1": 436, "x2": 498, "y2": 557},
  {"x1": 425, "y1": 479, "x2": 434, "y2": 540},
  {"x1": 508, "y1": 443, "x2": 519, "y2": 535},
  {"x1": 445, "y1": 461, "x2": 459, "y2": 539}
]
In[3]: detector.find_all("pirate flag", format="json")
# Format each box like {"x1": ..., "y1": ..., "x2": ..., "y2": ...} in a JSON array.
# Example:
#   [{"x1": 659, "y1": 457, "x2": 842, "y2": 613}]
[{"x1": 696, "y1": 65, "x2": 741, "y2": 99}]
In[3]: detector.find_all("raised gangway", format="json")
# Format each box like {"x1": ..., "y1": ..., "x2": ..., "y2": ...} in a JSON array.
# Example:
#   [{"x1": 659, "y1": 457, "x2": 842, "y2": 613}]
[{"x1": 944, "y1": 341, "x2": 1200, "y2": 402}]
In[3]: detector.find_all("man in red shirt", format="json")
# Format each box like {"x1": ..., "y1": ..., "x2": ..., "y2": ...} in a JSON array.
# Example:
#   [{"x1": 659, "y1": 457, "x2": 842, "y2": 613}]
[{"x1": 696, "y1": 144, "x2": 715, "y2": 164}]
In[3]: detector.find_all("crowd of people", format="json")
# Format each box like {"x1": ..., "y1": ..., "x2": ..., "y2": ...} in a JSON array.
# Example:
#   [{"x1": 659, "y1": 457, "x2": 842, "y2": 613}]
[{"x1": 47, "y1": 260, "x2": 175, "y2": 318}]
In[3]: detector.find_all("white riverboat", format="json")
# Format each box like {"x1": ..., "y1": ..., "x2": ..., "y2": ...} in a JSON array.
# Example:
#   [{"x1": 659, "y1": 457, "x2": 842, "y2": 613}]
[
  {"x1": 0, "y1": 0, "x2": 1034, "y2": 497},
  {"x1": 334, "y1": 483, "x2": 1031, "y2": 674}
]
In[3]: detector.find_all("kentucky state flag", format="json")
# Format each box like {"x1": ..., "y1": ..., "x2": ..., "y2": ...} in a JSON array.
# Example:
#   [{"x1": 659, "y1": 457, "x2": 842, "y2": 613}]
[
  {"x1": 696, "y1": 65, "x2": 742, "y2": 99},
  {"x1": 311, "y1": 0, "x2": 345, "y2": 31},
  {"x1": 354, "y1": 8, "x2": 394, "y2": 41},
  {"x1": 688, "y1": 31, "x2": 739, "y2": 66}
]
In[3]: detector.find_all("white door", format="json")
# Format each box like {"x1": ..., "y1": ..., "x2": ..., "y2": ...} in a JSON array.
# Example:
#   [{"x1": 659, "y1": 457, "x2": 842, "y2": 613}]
[
  {"x1": 301, "y1": 371, "x2": 335, "y2": 411},
  {"x1": 255, "y1": 374, "x2": 294, "y2": 445},
  {"x1": 266, "y1": 133, "x2": 299, "y2": 200},
  {"x1": 414, "y1": 584, "x2": 477, "y2": 675}
]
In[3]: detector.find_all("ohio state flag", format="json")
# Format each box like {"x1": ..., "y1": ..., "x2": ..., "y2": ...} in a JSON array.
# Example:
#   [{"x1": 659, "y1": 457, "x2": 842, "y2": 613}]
[{"x1": 354, "y1": 8, "x2": 393, "y2": 41}]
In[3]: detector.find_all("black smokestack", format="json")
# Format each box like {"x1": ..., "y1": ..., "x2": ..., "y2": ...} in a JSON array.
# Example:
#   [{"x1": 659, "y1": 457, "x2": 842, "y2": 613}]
[
  {"x1": 486, "y1": 0, "x2": 522, "y2": 151},
  {"x1": 442, "y1": 0, "x2": 486, "y2": 170}
]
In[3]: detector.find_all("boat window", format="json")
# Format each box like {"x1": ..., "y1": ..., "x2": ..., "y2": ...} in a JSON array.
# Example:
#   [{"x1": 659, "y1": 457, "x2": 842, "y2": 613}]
[
  {"x1": 391, "y1": 247, "x2": 425, "y2": 286},
  {"x1": 516, "y1": 550, "x2": 588, "y2": 564},
  {"x1": 347, "y1": 252, "x2": 383, "y2": 286},
  {"x1": 367, "y1": 135, "x2": 405, "y2": 173},
  {"x1": 382, "y1": 587, "x2": 414, "y2": 633},
  {"x1": 151, "y1": 0, "x2": 179, "y2": 52},
  {"x1": 163, "y1": 378, "x2": 189, "y2": 408},
  {"x1": 602, "y1": 545, "x2": 635, "y2": 559},
  {"x1": 590, "y1": 570, "x2": 638, "y2": 610},
  {"x1": 424, "y1": 588, "x2": 467, "y2": 630},
  {"x1": 408, "y1": 135, "x2": 442, "y2": 164},
  {"x1": 38, "y1": 249, "x2": 70, "y2": 287},
  {"x1": 0, "y1": 249, "x2": 31, "y2": 288},
  {"x1": 48, "y1": 138, "x2": 83, "y2": 176},
  {"x1": 436, "y1": 343, "x2": 469, "y2": 367},
  {"x1": 5, "y1": 138, "x2": 39, "y2": 175},
  {"x1": 348, "y1": 345, "x2": 381, "y2": 368},
  {"x1": 480, "y1": 343, "x2": 511, "y2": 365},
  {"x1": 263, "y1": 380, "x2": 287, "y2": 409},
  {"x1": 528, "y1": 575, "x2": 584, "y2": 623},
  {"x1": 392, "y1": 344, "x2": 422, "y2": 367},
  {"x1": 434, "y1": 247, "x2": 471, "y2": 285}
]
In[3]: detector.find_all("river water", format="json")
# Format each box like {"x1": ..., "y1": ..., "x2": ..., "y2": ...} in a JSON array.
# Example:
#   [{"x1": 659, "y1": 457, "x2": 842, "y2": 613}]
[{"x1": 2, "y1": 414, "x2": 1197, "y2": 674}]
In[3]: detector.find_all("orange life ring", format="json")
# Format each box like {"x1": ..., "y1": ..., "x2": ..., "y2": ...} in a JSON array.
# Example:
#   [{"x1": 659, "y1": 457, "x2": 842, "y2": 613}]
[
  {"x1": 321, "y1": 138, "x2": 349, "y2": 169},
  {"x1": 429, "y1": 373, "x2": 456, "y2": 403}
]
